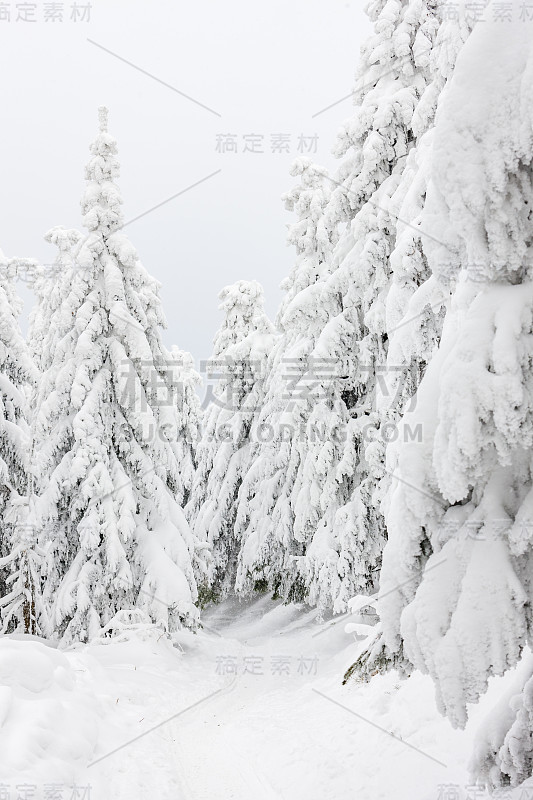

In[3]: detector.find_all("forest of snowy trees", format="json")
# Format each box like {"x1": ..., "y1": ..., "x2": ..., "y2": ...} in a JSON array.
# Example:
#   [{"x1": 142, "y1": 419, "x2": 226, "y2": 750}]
[{"x1": 1, "y1": 0, "x2": 533, "y2": 793}]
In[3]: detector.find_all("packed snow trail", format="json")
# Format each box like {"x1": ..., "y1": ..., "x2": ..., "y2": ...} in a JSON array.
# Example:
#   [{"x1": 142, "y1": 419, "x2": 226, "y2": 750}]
[{"x1": 1, "y1": 596, "x2": 533, "y2": 799}]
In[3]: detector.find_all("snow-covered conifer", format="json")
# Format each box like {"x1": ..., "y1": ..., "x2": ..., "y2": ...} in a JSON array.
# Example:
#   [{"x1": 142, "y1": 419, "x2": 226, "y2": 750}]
[
  {"x1": 168, "y1": 344, "x2": 202, "y2": 507},
  {"x1": 234, "y1": 159, "x2": 337, "y2": 602},
  {"x1": 33, "y1": 108, "x2": 204, "y2": 643},
  {"x1": 237, "y1": 0, "x2": 446, "y2": 614},
  {"x1": 0, "y1": 250, "x2": 38, "y2": 633},
  {"x1": 353, "y1": 12, "x2": 533, "y2": 790},
  {"x1": 28, "y1": 227, "x2": 83, "y2": 373},
  {"x1": 303, "y1": 0, "x2": 447, "y2": 616},
  {"x1": 187, "y1": 280, "x2": 275, "y2": 600}
]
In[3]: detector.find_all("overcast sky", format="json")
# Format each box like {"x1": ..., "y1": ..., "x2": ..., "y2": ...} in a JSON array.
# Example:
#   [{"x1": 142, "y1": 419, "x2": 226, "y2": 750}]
[{"x1": 0, "y1": 0, "x2": 370, "y2": 364}]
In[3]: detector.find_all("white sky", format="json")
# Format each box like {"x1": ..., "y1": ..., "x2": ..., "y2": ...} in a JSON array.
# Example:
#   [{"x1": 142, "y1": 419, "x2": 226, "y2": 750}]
[{"x1": 0, "y1": 0, "x2": 370, "y2": 363}]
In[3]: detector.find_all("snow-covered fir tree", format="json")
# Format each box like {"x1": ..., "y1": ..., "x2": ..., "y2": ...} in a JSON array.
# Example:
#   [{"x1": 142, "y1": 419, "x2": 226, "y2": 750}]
[
  {"x1": 234, "y1": 159, "x2": 338, "y2": 603},
  {"x1": 236, "y1": 0, "x2": 447, "y2": 615},
  {"x1": 345, "y1": 0, "x2": 474, "y2": 680},
  {"x1": 3, "y1": 233, "x2": 81, "y2": 636},
  {"x1": 168, "y1": 344, "x2": 202, "y2": 507},
  {"x1": 28, "y1": 227, "x2": 83, "y2": 373},
  {"x1": 187, "y1": 280, "x2": 274, "y2": 600},
  {"x1": 351, "y1": 7, "x2": 533, "y2": 792},
  {"x1": 32, "y1": 108, "x2": 205, "y2": 643},
  {"x1": 0, "y1": 249, "x2": 39, "y2": 634},
  {"x1": 303, "y1": 0, "x2": 449, "y2": 616}
]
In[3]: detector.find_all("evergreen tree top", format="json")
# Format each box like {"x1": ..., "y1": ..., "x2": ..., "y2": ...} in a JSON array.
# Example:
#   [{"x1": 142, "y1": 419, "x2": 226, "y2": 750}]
[
  {"x1": 82, "y1": 107, "x2": 124, "y2": 236},
  {"x1": 98, "y1": 105, "x2": 109, "y2": 133}
]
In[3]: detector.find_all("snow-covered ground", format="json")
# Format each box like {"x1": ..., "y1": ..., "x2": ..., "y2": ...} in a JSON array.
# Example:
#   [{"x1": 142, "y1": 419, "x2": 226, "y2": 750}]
[{"x1": 0, "y1": 596, "x2": 530, "y2": 800}]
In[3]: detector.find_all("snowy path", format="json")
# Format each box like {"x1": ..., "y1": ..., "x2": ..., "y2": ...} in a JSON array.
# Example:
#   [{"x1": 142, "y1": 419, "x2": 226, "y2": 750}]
[{"x1": 1, "y1": 596, "x2": 533, "y2": 799}]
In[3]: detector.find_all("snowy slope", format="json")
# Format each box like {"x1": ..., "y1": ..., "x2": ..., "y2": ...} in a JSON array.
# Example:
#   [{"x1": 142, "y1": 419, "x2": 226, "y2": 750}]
[{"x1": 0, "y1": 598, "x2": 530, "y2": 799}]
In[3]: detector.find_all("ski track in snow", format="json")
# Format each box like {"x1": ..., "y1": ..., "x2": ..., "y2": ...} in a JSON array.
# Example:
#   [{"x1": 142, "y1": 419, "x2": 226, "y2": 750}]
[{"x1": 2, "y1": 595, "x2": 533, "y2": 800}]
